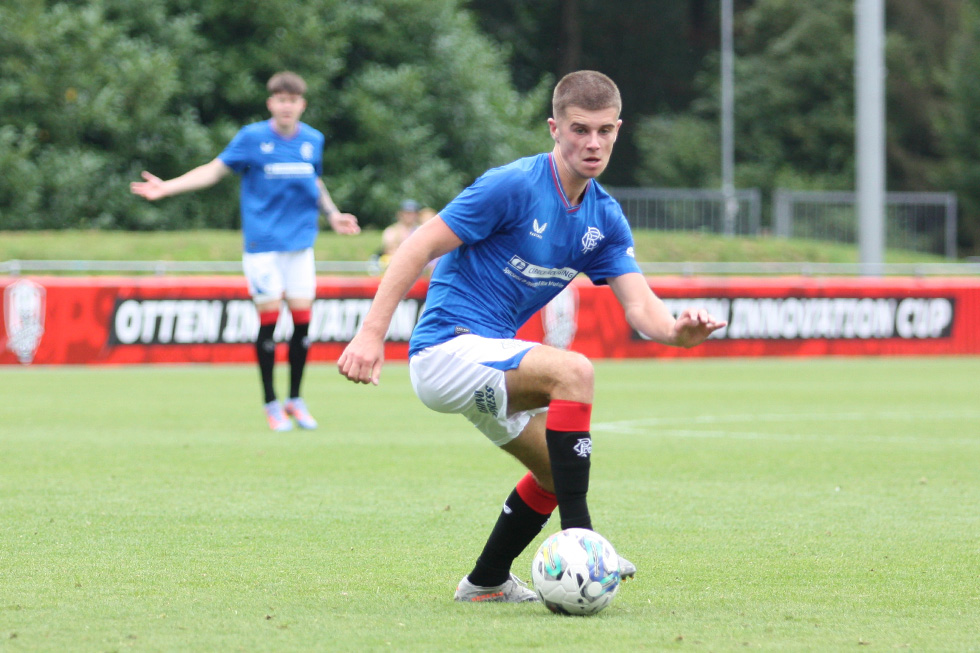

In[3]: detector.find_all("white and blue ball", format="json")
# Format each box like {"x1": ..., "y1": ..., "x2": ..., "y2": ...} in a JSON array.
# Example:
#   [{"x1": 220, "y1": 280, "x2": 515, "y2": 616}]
[{"x1": 531, "y1": 528, "x2": 621, "y2": 615}]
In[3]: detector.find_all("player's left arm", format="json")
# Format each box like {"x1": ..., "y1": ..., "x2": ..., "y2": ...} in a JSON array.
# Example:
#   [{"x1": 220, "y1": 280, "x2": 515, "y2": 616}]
[
  {"x1": 608, "y1": 272, "x2": 726, "y2": 348},
  {"x1": 315, "y1": 178, "x2": 360, "y2": 235}
]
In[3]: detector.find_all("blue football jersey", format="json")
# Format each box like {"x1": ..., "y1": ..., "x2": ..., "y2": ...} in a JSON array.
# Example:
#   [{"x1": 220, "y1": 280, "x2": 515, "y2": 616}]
[
  {"x1": 218, "y1": 120, "x2": 324, "y2": 253},
  {"x1": 409, "y1": 153, "x2": 641, "y2": 355}
]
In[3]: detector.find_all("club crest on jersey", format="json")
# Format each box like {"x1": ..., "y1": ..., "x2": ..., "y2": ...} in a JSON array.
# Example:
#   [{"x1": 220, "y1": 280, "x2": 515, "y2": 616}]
[
  {"x1": 530, "y1": 219, "x2": 548, "y2": 238},
  {"x1": 260, "y1": 142, "x2": 274, "y2": 154},
  {"x1": 301, "y1": 142, "x2": 314, "y2": 160},
  {"x1": 581, "y1": 227, "x2": 604, "y2": 253}
]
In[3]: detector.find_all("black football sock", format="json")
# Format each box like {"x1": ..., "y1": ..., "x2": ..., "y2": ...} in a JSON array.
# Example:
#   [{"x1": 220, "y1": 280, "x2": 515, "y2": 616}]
[
  {"x1": 255, "y1": 323, "x2": 277, "y2": 404},
  {"x1": 467, "y1": 488, "x2": 553, "y2": 588},
  {"x1": 546, "y1": 400, "x2": 594, "y2": 530},
  {"x1": 288, "y1": 320, "x2": 310, "y2": 399}
]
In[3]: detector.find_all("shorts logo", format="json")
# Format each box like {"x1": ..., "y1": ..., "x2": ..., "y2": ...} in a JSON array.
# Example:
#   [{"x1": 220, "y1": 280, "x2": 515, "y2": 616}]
[
  {"x1": 474, "y1": 385, "x2": 498, "y2": 416},
  {"x1": 581, "y1": 227, "x2": 604, "y2": 254},
  {"x1": 573, "y1": 437, "x2": 592, "y2": 458},
  {"x1": 3, "y1": 278, "x2": 46, "y2": 364}
]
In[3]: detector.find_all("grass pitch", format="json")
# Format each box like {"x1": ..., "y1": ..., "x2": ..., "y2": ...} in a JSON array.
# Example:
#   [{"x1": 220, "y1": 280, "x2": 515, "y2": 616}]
[{"x1": 2, "y1": 357, "x2": 978, "y2": 651}]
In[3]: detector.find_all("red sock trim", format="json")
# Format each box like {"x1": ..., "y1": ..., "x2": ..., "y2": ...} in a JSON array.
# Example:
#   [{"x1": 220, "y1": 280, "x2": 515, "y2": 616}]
[
  {"x1": 546, "y1": 399, "x2": 592, "y2": 432},
  {"x1": 291, "y1": 309, "x2": 311, "y2": 325},
  {"x1": 516, "y1": 472, "x2": 557, "y2": 515},
  {"x1": 259, "y1": 310, "x2": 280, "y2": 326}
]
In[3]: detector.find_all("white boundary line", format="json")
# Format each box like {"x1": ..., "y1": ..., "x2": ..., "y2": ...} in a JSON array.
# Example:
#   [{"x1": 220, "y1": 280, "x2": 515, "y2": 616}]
[{"x1": 592, "y1": 410, "x2": 980, "y2": 444}]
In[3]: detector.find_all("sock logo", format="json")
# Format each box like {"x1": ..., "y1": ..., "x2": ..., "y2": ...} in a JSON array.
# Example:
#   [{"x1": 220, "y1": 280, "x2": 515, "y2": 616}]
[{"x1": 573, "y1": 438, "x2": 592, "y2": 458}]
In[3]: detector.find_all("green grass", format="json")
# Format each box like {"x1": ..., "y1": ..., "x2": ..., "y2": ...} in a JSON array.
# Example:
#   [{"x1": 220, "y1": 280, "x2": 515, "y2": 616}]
[
  {"x1": 2, "y1": 357, "x2": 979, "y2": 651},
  {"x1": 0, "y1": 229, "x2": 950, "y2": 266}
]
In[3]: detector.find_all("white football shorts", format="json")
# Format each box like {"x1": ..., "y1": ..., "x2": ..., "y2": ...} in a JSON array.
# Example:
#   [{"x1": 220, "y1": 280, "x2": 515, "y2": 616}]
[
  {"x1": 409, "y1": 334, "x2": 547, "y2": 446},
  {"x1": 242, "y1": 248, "x2": 316, "y2": 304}
]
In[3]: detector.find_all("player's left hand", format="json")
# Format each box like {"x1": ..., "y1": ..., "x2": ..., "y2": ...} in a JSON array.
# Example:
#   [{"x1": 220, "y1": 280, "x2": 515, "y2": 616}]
[
  {"x1": 672, "y1": 308, "x2": 727, "y2": 348},
  {"x1": 329, "y1": 212, "x2": 361, "y2": 235}
]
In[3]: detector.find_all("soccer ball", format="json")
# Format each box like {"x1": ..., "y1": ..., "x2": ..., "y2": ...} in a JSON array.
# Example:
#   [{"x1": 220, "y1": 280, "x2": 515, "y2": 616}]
[{"x1": 531, "y1": 528, "x2": 621, "y2": 615}]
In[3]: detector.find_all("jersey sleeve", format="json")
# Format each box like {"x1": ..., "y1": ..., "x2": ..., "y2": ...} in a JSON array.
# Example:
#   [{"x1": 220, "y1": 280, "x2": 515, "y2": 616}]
[
  {"x1": 437, "y1": 167, "x2": 525, "y2": 244},
  {"x1": 582, "y1": 208, "x2": 642, "y2": 285},
  {"x1": 217, "y1": 128, "x2": 251, "y2": 174}
]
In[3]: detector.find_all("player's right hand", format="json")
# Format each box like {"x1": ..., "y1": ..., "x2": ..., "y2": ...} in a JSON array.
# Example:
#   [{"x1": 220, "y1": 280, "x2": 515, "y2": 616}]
[
  {"x1": 130, "y1": 171, "x2": 167, "y2": 201},
  {"x1": 337, "y1": 333, "x2": 384, "y2": 386}
]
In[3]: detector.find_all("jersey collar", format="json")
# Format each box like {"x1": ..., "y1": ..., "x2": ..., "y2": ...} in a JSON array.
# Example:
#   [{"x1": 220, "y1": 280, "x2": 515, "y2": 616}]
[{"x1": 548, "y1": 153, "x2": 590, "y2": 213}]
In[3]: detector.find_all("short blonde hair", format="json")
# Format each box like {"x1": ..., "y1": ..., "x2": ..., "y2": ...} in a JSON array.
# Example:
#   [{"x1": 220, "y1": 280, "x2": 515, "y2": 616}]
[
  {"x1": 267, "y1": 71, "x2": 307, "y2": 96},
  {"x1": 552, "y1": 70, "x2": 621, "y2": 120}
]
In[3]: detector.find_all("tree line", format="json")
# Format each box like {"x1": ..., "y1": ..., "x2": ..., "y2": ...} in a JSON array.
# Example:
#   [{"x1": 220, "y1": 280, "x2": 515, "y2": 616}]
[{"x1": 2, "y1": 0, "x2": 978, "y2": 254}]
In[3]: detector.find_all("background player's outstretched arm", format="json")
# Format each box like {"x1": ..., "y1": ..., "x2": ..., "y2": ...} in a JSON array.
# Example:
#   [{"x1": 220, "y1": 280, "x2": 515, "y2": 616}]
[
  {"x1": 338, "y1": 216, "x2": 462, "y2": 385},
  {"x1": 609, "y1": 272, "x2": 726, "y2": 348},
  {"x1": 130, "y1": 158, "x2": 230, "y2": 201}
]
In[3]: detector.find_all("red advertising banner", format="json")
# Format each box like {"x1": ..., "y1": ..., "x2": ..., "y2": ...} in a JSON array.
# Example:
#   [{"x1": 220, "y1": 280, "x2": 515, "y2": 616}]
[{"x1": 1, "y1": 275, "x2": 977, "y2": 365}]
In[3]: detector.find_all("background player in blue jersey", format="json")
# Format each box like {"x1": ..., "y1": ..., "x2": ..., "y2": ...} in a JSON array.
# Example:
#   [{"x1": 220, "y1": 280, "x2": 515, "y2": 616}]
[
  {"x1": 339, "y1": 71, "x2": 726, "y2": 603},
  {"x1": 132, "y1": 71, "x2": 359, "y2": 432}
]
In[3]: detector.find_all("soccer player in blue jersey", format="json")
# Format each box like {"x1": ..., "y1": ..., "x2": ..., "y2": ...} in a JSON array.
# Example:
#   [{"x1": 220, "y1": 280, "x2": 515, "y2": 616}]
[
  {"x1": 339, "y1": 71, "x2": 726, "y2": 602},
  {"x1": 132, "y1": 71, "x2": 359, "y2": 432}
]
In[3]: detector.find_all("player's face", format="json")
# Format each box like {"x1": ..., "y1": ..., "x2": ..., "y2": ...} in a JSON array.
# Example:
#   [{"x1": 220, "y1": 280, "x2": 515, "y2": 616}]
[
  {"x1": 267, "y1": 92, "x2": 307, "y2": 135},
  {"x1": 549, "y1": 106, "x2": 622, "y2": 180}
]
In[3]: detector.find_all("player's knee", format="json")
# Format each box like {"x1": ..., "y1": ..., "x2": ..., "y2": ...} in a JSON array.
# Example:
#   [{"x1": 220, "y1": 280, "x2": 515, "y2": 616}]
[{"x1": 556, "y1": 351, "x2": 593, "y2": 392}]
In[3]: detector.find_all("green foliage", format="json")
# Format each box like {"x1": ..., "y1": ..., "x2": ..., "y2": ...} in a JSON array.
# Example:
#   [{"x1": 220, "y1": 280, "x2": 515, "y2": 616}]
[
  {"x1": 0, "y1": 0, "x2": 547, "y2": 231},
  {"x1": 634, "y1": 1, "x2": 855, "y2": 201},
  {"x1": 634, "y1": 115, "x2": 720, "y2": 188},
  {"x1": 940, "y1": 0, "x2": 980, "y2": 254},
  {"x1": 0, "y1": 0, "x2": 232, "y2": 230},
  {"x1": 630, "y1": 0, "x2": 980, "y2": 253},
  {"x1": 331, "y1": 0, "x2": 551, "y2": 220},
  {"x1": 3, "y1": 0, "x2": 980, "y2": 254}
]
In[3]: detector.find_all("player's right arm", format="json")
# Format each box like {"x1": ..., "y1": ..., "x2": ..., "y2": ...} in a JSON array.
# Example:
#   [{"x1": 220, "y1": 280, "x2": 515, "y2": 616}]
[
  {"x1": 338, "y1": 216, "x2": 462, "y2": 385},
  {"x1": 130, "y1": 158, "x2": 230, "y2": 201}
]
